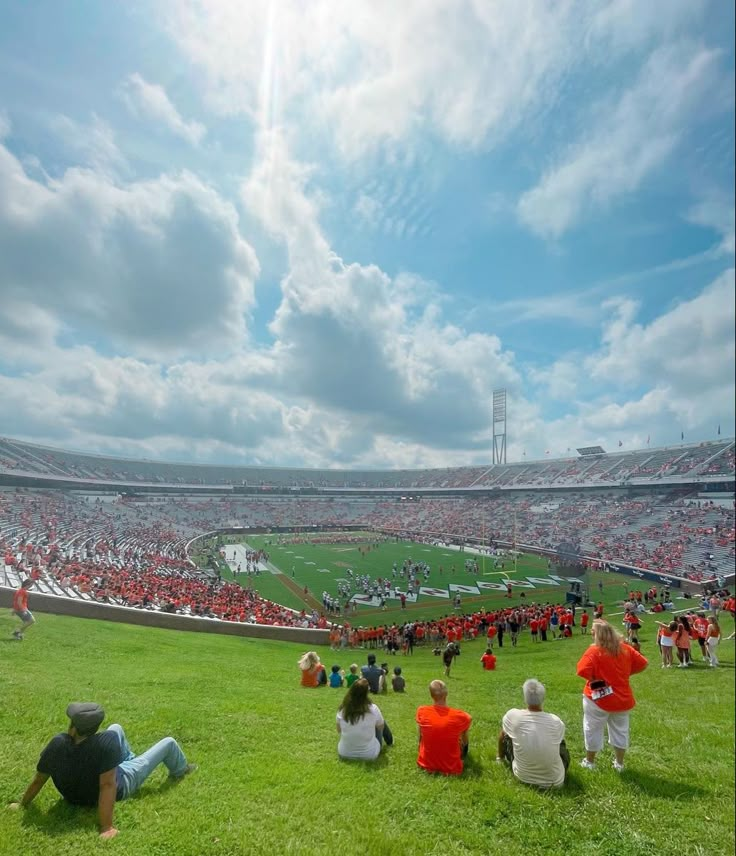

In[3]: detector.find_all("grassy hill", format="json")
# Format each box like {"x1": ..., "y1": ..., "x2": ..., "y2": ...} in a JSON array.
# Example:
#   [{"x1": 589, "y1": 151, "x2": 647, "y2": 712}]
[{"x1": 1, "y1": 610, "x2": 733, "y2": 856}]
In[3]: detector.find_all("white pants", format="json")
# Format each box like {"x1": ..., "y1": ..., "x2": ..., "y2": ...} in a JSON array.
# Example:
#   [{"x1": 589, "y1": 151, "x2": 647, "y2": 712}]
[
  {"x1": 707, "y1": 637, "x2": 719, "y2": 666},
  {"x1": 582, "y1": 696, "x2": 630, "y2": 751}
]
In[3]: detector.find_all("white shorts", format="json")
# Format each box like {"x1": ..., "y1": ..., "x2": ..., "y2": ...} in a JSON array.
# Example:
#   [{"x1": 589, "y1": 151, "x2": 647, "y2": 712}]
[
  {"x1": 582, "y1": 696, "x2": 630, "y2": 752},
  {"x1": 660, "y1": 637, "x2": 674, "y2": 648}
]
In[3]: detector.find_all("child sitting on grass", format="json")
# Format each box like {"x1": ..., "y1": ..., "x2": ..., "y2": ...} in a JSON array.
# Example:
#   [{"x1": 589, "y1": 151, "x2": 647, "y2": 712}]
[
  {"x1": 329, "y1": 665, "x2": 345, "y2": 688},
  {"x1": 380, "y1": 664, "x2": 390, "y2": 693},
  {"x1": 345, "y1": 664, "x2": 360, "y2": 687},
  {"x1": 392, "y1": 666, "x2": 406, "y2": 692}
]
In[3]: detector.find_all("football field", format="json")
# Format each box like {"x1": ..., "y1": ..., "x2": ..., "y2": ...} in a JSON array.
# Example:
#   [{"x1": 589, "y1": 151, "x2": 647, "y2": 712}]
[{"x1": 211, "y1": 533, "x2": 656, "y2": 624}]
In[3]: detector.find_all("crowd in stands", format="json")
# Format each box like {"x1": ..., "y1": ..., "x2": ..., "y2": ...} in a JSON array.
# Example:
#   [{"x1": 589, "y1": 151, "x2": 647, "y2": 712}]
[
  {"x1": 2, "y1": 486, "x2": 734, "y2": 625},
  {"x1": 0, "y1": 491, "x2": 316, "y2": 628},
  {"x1": 1, "y1": 435, "x2": 733, "y2": 490}
]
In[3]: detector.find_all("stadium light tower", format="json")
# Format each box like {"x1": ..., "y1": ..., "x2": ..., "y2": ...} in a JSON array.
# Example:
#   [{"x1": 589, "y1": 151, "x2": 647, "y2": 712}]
[{"x1": 492, "y1": 388, "x2": 507, "y2": 465}]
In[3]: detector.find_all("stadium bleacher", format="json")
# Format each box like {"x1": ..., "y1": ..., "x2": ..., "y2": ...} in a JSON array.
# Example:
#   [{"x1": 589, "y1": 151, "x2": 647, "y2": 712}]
[
  {"x1": 1, "y1": 436, "x2": 733, "y2": 491},
  {"x1": 2, "y1": 484, "x2": 733, "y2": 627}
]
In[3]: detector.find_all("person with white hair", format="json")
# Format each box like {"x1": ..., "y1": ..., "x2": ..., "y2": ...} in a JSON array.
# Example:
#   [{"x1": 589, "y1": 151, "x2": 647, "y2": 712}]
[{"x1": 496, "y1": 679, "x2": 569, "y2": 789}]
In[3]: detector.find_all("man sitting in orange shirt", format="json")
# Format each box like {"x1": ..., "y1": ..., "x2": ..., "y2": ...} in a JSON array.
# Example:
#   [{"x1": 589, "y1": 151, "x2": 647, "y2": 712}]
[
  {"x1": 480, "y1": 648, "x2": 497, "y2": 670},
  {"x1": 416, "y1": 680, "x2": 472, "y2": 775}
]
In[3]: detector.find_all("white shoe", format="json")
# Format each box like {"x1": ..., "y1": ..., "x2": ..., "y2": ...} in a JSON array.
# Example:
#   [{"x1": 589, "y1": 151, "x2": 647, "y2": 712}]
[
  {"x1": 580, "y1": 759, "x2": 596, "y2": 770},
  {"x1": 612, "y1": 761, "x2": 625, "y2": 773}
]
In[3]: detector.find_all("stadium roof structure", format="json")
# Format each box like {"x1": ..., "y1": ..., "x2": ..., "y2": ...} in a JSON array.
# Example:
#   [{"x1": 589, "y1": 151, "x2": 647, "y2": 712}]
[{"x1": 576, "y1": 445, "x2": 607, "y2": 456}]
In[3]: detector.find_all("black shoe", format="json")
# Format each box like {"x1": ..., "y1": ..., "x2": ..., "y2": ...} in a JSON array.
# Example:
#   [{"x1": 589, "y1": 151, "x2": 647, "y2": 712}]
[{"x1": 170, "y1": 764, "x2": 198, "y2": 780}]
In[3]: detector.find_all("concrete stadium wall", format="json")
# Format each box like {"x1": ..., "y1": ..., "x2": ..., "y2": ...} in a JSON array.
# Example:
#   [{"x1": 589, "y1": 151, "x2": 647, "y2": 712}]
[{"x1": 0, "y1": 587, "x2": 329, "y2": 646}]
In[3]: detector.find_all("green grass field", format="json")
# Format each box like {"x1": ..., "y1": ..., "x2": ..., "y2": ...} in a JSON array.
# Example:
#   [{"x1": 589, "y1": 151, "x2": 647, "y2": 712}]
[
  {"x1": 1, "y1": 609, "x2": 733, "y2": 856},
  {"x1": 210, "y1": 534, "x2": 674, "y2": 625}
]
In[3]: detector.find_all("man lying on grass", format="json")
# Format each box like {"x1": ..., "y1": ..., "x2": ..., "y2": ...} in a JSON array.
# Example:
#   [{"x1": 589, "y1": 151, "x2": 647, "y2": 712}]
[{"x1": 8, "y1": 702, "x2": 196, "y2": 840}]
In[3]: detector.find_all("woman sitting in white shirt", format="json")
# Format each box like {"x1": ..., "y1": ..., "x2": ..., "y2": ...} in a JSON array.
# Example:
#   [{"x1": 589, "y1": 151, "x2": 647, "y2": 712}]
[{"x1": 336, "y1": 678, "x2": 388, "y2": 760}]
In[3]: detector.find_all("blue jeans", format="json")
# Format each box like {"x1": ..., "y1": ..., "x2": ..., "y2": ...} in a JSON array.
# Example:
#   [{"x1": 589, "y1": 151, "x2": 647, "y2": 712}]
[
  {"x1": 107, "y1": 724, "x2": 189, "y2": 800},
  {"x1": 376, "y1": 722, "x2": 393, "y2": 747}
]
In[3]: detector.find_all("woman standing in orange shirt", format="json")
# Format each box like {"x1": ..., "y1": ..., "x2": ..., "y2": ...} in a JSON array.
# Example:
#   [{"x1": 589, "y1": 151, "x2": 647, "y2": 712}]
[{"x1": 577, "y1": 620, "x2": 648, "y2": 773}]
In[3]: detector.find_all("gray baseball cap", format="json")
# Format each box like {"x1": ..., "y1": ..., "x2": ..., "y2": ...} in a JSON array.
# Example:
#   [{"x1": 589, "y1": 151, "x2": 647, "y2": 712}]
[{"x1": 66, "y1": 702, "x2": 105, "y2": 735}]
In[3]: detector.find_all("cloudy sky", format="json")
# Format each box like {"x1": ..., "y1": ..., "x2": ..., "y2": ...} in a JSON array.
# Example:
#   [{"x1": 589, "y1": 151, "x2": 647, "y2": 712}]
[{"x1": 0, "y1": 0, "x2": 734, "y2": 469}]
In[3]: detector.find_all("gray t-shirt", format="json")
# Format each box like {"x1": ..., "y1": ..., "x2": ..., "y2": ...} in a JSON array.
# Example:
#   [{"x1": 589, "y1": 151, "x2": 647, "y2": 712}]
[{"x1": 502, "y1": 708, "x2": 565, "y2": 788}]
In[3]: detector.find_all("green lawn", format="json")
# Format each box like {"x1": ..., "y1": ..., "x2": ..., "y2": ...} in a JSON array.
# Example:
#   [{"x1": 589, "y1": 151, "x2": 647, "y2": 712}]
[
  {"x1": 1, "y1": 610, "x2": 733, "y2": 856},
  {"x1": 212, "y1": 534, "x2": 676, "y2": 625}
]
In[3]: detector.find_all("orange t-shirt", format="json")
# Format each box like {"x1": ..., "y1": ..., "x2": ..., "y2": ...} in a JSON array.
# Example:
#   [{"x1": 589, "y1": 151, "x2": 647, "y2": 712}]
[
  {"x1": 300, "y1": 665, "x2": 325, "y2": 688},
  {"x1": 13, "y1": 588, "x2": 28, "y2": 612},
  {"x1": 416, "y1": 705, "x2": 472, "y2": 775},
  {"x1": 576, "y1": 643, "x2": 648, "y2": 712},
  {"x1": 481, "y1": 653, "x2": 497, "y2": 671}
]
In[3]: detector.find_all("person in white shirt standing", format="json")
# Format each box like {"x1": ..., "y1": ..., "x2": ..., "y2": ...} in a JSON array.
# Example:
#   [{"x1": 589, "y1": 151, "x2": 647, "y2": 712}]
[{"x1": 497, "y1": 679, "x2": 569, "y2": 788}]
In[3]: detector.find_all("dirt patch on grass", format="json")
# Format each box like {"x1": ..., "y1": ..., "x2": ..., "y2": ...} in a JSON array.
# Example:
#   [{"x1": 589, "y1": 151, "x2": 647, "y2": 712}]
[{"x1": 276, "y1": 574, "x2": 323, "y2": 612}]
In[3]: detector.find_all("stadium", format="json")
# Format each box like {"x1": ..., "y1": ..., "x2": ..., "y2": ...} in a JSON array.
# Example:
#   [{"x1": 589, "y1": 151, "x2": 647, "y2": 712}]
[
  {"x1": 2, "y1": 2, "x2": 735, "y2": 854},
  {"x1": 2, "y1": 433, "x2": 735, "y2": 854}
]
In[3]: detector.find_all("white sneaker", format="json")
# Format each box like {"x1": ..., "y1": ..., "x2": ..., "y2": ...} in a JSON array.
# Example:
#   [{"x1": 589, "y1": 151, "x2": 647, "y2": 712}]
[
  {"x1": 580, "y1": 759, "x2": 596, "y2": 770},
  {"x1": 612, "y1": 761, "x2": 625, "y2": 773}
]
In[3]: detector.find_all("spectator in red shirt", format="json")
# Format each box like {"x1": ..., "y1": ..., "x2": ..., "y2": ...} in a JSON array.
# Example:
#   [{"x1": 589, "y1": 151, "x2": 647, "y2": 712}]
[
  {"x1": 12, "y1": 579, "x2": 35, "y2": 640},
  {"x1": 480, "y1": 649, "x2": 497, "y2": 670},
  {"x1": 580, "y1": 611, "x2": 590, "y2": 634},
  {"x1": 416, "y1": 680, "x2": 472, "y2": 775}
]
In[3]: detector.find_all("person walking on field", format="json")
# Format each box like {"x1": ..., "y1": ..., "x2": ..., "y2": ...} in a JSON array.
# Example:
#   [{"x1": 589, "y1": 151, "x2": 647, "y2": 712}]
[
  {"x1": 577, "y1": 620, "x2": 648, "y2": 773},
  {"x1": 11, "y1": 578, "x2": 35, "y2": 640}
]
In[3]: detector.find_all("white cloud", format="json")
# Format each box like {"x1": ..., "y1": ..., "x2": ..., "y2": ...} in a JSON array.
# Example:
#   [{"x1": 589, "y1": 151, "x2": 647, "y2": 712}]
[
  {"x1": 244, "y1": 130, "x2": 521, "y2": 447},
  {"x1": 49, "y1": 114, "x2": 126, "y2": 174},
  {"x1": 686, "y1": 187, "x2": 735, "y2": 255},
  {"x1": 589, "y1": 269, "x2": 735, "y2": 391},
  {"x1": 517, "y1": 42, "x2": 726, "y2": 239},
  {"x1": 120, "y1": 73, "x2": 206, "y2": 146},
  {"x1": 353, "y1": 192, "x2": 382, "y2": 227},
  {"x1": 164, "y1": 0, "x2": 705, "y2": 159},
  {"x1": 0, "y1": 140, "x2": 258, "y2": 357},
  {"x1": 528, "y1": 359, "x2": 581, "y2": 400}
]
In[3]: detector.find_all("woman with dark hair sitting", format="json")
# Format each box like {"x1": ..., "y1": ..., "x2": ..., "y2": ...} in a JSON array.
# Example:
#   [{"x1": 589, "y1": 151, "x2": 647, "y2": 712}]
[{"x1": 336, "y1": 679, "x2": 392, "y2": 760}]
